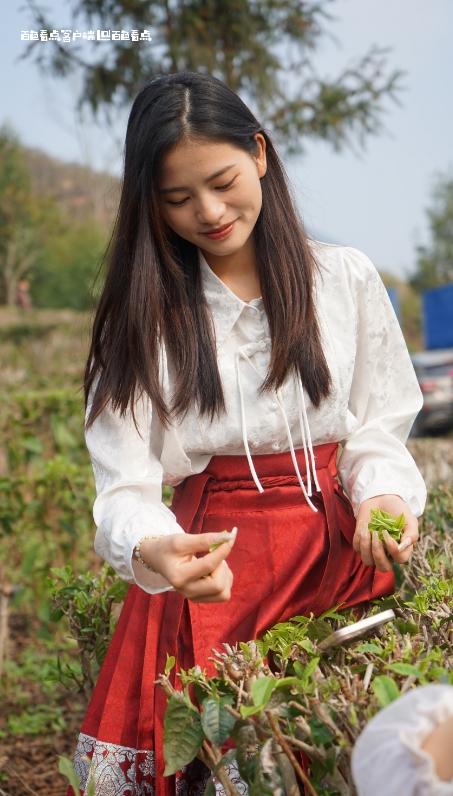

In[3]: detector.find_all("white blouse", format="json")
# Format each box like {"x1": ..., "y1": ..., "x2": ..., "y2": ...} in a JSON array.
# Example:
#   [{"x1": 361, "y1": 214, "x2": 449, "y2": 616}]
[
  {"x1": 85, "y1": 239, "x2": 427, "y2": 595},
  {"x1": 352, "y1": 685, "x2": 453, "y2": 795}
]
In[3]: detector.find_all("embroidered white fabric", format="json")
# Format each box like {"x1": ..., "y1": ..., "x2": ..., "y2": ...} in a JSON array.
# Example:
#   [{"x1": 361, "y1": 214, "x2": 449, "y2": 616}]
[
  {"x1": 84, "y1": 239, "x2": 427, "y2": 595},
  {"x1": 73, "y1": 732, "x2": 156, "y2": 794},
  {"x1": 351, "y1": 684, "x2": 453, "y2": 795},
  {"x1": 72, "y1": 730, "x2": 247, "y2": 794}
]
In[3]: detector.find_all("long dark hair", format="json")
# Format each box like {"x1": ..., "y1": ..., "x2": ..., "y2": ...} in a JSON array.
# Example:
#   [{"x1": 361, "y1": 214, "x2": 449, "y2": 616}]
[{"x1": 84, "y1": 70, "x2": 332, "y2": 434}]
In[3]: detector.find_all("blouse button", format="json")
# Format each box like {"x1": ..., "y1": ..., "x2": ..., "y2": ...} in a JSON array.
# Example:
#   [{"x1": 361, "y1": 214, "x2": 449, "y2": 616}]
[{"x1": 272, "y1": 441, "x2": 281, "y2": 451}]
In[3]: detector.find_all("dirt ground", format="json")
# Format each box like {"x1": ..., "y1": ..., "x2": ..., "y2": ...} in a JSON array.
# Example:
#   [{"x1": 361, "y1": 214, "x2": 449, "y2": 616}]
[
  {"x1": 0, "y1": 728, "x2": 83, "y2": 796},
  {"x1": 0, "y1": 610, "x2": 87, "y2": 796}
]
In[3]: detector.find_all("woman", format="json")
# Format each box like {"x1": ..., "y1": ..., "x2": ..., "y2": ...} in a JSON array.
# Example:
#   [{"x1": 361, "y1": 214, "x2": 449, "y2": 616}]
[{"x1": 69, "y1": 70, "x2": 426, "y2": 795}]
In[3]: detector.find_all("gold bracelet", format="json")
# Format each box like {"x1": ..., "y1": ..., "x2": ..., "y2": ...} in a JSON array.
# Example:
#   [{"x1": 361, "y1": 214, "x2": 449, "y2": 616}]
[{"x1": 132, "y1": 535, "x2": 162, "y2": 573}]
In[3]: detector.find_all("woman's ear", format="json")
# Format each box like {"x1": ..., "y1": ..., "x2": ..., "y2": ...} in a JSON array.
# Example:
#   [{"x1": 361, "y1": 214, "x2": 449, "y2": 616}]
[{"x1": 253, "y1": 133, "x2": 267, "y2": 178}]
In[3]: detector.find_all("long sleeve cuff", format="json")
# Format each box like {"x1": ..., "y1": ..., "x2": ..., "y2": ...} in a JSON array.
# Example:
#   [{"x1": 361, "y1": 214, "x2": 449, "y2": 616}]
[
  {"x1": 93, "y1": 493, "x2": 186, "y2": 595},
  {"x1": 338, "y1": 427, "x2": 427, "y2": 518},
  {"x1": 338, "y1": 434, "x2": 427, "y2": 517}
]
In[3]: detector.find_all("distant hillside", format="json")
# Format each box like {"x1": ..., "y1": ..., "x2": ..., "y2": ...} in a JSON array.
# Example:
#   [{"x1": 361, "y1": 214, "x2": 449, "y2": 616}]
[{"x1": 22, "y1": 145, "x2": 120, "y2": 231}]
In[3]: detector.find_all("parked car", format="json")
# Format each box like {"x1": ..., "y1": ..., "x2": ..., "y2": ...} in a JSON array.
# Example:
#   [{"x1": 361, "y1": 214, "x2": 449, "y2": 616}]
[{"x1": 410, "y1": 348, "x2": 453, "y2": 436}]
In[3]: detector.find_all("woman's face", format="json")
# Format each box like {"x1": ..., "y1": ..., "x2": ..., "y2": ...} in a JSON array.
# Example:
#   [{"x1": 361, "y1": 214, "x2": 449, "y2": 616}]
[{"x1": 157, "y1": 135, "x2": 267, "y2": 261}]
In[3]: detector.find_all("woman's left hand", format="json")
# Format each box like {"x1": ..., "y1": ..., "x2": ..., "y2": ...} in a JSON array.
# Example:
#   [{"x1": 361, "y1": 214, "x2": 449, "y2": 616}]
[{"x1": 353, "y1": 494, "x2": 419, "y2": 572}]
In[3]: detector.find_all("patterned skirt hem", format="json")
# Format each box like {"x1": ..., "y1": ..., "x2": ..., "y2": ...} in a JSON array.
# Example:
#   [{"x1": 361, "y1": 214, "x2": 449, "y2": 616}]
[{"x1": 71, "y1": 731, "x2": 249, "y2": 795}]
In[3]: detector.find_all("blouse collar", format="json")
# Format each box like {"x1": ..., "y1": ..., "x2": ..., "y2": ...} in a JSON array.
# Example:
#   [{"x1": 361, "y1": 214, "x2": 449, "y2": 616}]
[{"x1": 198, "y1": 248, "x2": 264, "y2": 347}]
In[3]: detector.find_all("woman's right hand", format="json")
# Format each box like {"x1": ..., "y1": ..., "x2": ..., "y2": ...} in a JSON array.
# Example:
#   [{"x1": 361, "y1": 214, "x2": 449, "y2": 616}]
[{"x1": 139, "y1": 529, "x2": 237, "y2": 603}]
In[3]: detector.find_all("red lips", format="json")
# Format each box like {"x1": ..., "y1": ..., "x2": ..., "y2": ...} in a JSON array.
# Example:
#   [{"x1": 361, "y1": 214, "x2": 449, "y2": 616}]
[{"x1": 203, "y1": 221, "x2": 235, "y2": 234}]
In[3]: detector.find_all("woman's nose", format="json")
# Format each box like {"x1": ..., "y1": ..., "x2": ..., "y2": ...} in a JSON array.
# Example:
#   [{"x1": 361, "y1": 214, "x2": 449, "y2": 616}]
[{"x1": 195, "y1": 197, "x2": 226, "y2": 225}]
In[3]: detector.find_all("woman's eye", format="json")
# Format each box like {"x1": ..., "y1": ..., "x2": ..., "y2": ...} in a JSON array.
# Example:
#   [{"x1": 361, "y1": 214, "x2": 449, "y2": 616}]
[
  {"x1": 166, "y1": 179, "x2": 236, "y2": 207},
  {"x1": 216, "y1": 178, "x2": 236, "y2": 191}
]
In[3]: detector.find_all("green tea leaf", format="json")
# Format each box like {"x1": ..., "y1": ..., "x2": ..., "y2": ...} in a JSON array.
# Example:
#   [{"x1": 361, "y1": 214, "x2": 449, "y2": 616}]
[
  {"x1": 355, "y1": 642, "x2": 383, "y2": 655},
  {"x1": 165, "y1": 654, "x2": 176, "y2": 675},
  {"x1": 163, "y1": 694, "x2": 204, "y2": 775},
  {"x1": 294, "y1": 656, "x2": 320, "y2": 689},
  {"x1": 368, "y1": 509, "x2": 406, "y2": 542},
  {"x1": 240, "y1": 703, "x2": 263, "y2": 718},
  {"x1": 395, "y1": 619, "x2": 419, "y2": 636},
  {"x1": 58, "y1": 755, "x2": 81, "y2": 792},
  {"x1": 387, "y1": 662, "x2": 422, "y2": 678},
  {"x1": 21, "y1": 435, "x2": 43, "y2": 454},
  {"x1": 372, "y1": 675, "x2": 400, "y2": 707},
  {"x1": 201, "y1": 697, "x2": 236, "y2": 745},
  {"x1": 209, "y1": 540, "x2": 228, "y2": 552},
  {"x1": 274, "y1": 676, "x2": 299, "y2": 690},
  {"x1": 251, "y1": 676, "x2": 277, "y2": 708},
  {"x1": 309, "y1": 715, "x2": 334, "y2": 747},
  {"x1": 203, "y1": 779, "x2": 216, "y2": 796}
]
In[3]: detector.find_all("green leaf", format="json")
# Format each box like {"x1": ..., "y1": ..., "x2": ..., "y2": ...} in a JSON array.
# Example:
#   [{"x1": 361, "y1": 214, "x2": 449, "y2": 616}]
[
  {"x1": 240, "y1": 675, "x2": 299, "y2": 719},
  {"x1": 355, "y1": 642, "x2": 383, "y2": 654},
  {"x1": 86, "y1": 779, "x2": 96, "y2": 796},
  {"x1": 309, "y1": 715, "x2": 334, "y2": 747},
  {"x1": 387, "y1": 663, "x2": 422, "y2": 678},
  {"x1": 106, "y1": 579, "x2": 129, "y2": 601},
  {"x1": 209, "y1": 539, "x2": 228, "y2": 552},
  {"x1": 51, "y1": 418, "x2": 78, "y2": 449},
  {"x1": 368, "y1": 509, "x2": 405, "y2": 542},
  {"x1": 163, "y1": 694, "x2": 204, "y2": 775},
  {"x1": 372, "y1": 675, "x2": 400, "y2": 707},
  {"x1": 58, "y1": 755, "x2": 81, "y2": 792},
  {"x1": 251, "y1": 676, "x2": 277, "y2": 708},
  {"x1": 165, "y1": 654, "x2": 176, "y2": 675},
  {"x1": 395, "y1": 619, "x2": 419, "y2": 636},
  {"x1": 201, "y1": 697, "x2": 236, "y2": 745},
  {"x1": 274, "y1": 676, "x2": 299, "y2": 690},
  {"x1": 240, "y1": 703, "x2": 264, "y2": 718},
  {"x1": 21, "y1": 435, "x2": 43, "y2": 454},
  {"x1": 204, "y1": 778, "x2": 216, "y2": 796},
  {"x1": 307, "y1": 618, "x2": 333, "y2": 641},
  {"x1": 294, "y1": 656, "x2": 320, "y2": 688}
]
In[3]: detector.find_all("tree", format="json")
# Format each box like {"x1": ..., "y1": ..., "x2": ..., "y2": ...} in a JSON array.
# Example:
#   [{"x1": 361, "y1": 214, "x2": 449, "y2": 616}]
[
  {"x1": 0, "y1": 125, "x2": 57, "y2": 305},
  {"x1": 21, "y1": 0, "x2": 405, "y2": 157},
  {"x1": 0, "y1": 126, "x2": 106, "y2": 309},
  {"x1": 32, "y1": 217, "x2": 105, "y2": 310},
  {"x1": 410, "y1": 172, "x2": 453, "y2": 292}
]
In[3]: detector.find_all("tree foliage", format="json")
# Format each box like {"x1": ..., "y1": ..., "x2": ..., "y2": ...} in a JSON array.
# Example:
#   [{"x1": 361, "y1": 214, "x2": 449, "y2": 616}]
[
  {"x1": 0, "y1": 124, "x2": 55, "y2": 305},
  {"x1": 410, "y1": 172, "x2": 453, "y2": 292},
  {"x1": 0, "y1": 126, "x2": 105, "y2": 308},
  {"x1": 32, "y1": 217, "x2": 105, "y2": 310},
  {"x1": 21, "y1": 0, "x2": 405, "y2": 156}
]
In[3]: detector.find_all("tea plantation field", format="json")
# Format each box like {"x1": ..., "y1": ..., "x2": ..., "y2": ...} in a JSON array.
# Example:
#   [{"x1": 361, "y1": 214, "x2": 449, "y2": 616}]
[{"x1": 0, "y1": 308, "x2": 451, "y2": 795}]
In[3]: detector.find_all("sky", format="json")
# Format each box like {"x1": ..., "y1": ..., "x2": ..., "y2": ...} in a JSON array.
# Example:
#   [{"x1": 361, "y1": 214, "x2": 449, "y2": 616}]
[{"x1": 2, "y1": 0, "x2": 453, "y2": 279}]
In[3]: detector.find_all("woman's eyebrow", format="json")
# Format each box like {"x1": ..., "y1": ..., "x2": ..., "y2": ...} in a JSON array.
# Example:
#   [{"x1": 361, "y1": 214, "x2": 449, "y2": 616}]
[{"x1": 159, "y1": 163, "x2": 237, "y2": 194}]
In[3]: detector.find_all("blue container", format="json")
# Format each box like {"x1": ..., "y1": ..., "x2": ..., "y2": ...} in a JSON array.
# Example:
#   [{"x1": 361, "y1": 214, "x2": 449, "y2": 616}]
[{"x1": 422, "y1": 284, "x2": 453, "y2": 349}]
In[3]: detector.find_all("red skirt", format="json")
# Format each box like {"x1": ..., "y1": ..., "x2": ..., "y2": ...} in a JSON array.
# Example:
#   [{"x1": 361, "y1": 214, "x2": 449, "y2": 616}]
[{"x1": 68, "y1": 442, "x2": 394, "y2": 795}]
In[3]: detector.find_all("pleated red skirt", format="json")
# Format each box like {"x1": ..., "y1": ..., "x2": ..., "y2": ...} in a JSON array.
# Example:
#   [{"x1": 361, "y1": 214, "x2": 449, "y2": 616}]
[{"x1": 68, "y1": 442, "x2": 394, "y2": 795}]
